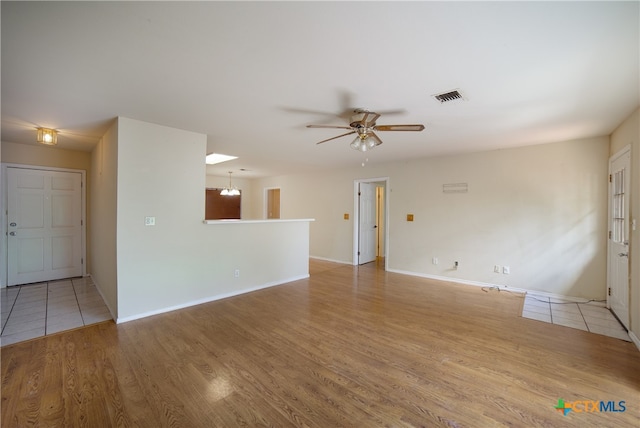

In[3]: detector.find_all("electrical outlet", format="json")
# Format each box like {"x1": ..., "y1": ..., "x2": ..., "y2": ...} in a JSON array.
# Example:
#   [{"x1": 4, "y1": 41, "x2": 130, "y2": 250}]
[
  {"x1": 432, "y1": 257, "x2": 439, "y2": 265},
  {"x1": 503, "y1": 266, "x2": 510, "y2": 275},
  {"x1": 234, "y1": 269, "x2": 240, "y2": 278},
  {"x1": 494, "y1": 265, "x2": 501, "y2": 273}
]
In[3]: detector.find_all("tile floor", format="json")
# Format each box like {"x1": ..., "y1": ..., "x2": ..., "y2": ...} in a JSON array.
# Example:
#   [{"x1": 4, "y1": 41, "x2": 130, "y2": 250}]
[
  {"x1": 1, "y1": 277, "x2": 112, "y2": 347},
  {"x1": 522, "y1": 294, "x2": 630, "y2": 341}
]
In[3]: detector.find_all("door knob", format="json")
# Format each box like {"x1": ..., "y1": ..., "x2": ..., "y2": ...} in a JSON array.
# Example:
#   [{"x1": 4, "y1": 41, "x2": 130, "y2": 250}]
[
  {"x1": 618, "y1": 252, "x2": 628, "y2": 257},
  {"x1": 9, "y1": 232, "x2": 16, "y2": 236},
  {"x1": 9, "y1": 222, "x2": 16, "y2": 227}
]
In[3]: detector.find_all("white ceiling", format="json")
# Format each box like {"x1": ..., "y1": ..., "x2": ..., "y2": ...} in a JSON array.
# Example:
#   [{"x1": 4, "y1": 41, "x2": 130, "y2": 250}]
[{"x1": 2, "y1": 1, "x2": 639, "y2": 178}]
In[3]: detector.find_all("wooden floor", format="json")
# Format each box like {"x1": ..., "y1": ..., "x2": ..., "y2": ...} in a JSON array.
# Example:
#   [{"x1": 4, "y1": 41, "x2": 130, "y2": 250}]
[{"x1": 2, "y1": 260, "x2": 639, "y2": 427}]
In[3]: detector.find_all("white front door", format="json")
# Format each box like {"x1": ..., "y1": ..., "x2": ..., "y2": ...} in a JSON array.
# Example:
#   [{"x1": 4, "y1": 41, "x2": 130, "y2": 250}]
[
  {"x1": 607, "y1": 147, "x2": 631, "y2": 329},
  {"x1": 7, "y1": 167, "x2": 83, "y2": 286},
  {"x1": 358, "y1": 182, "x2": 377, "y2": 265}
]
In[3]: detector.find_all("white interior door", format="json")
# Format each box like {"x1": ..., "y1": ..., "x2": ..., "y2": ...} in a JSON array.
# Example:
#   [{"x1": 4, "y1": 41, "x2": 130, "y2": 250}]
[
  {"x1": 7, "y1": 168, "x2": 83, "y2": 286},
  {"x1": 358, "y1": 182, "x2": 377, "y2": 265},
  {"x1": 607, "y1": 147, "x2": 631, "y2": 329}
]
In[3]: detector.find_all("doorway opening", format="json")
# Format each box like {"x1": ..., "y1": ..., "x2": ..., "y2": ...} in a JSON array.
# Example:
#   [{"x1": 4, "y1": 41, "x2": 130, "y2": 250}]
[
  {"x1": 265, "y1": 187, "x2": 281, "y2": 219},
  {"x1": 353, "y1": 177, "x2": 389, "y2": 269}
]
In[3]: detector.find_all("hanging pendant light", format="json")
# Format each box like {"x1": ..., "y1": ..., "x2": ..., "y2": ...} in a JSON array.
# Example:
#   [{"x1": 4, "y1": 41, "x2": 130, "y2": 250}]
[{"x1": 220, "y1": 171, "x2": 240, "y2": 196}]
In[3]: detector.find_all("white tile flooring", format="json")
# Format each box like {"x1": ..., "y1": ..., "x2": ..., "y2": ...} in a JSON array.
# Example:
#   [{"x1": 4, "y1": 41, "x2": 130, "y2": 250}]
[
  {"x1": 1, "y1": 277, "x2": 112, "y2": 347},
  {"x1": 522, "y1": 294, "x2": 630, "y2": 341}
]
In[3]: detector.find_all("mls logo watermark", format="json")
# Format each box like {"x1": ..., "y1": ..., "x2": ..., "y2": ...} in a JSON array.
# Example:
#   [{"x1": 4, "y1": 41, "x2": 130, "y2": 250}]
[{"x1": 555, "y1": 398, "x2": 626, "y2": 416}]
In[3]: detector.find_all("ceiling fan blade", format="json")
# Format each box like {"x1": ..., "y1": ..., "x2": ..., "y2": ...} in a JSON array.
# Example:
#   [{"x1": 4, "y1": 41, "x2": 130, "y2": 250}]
[
  {"x1": 374, "y1": 124, "x2": 425, "y2": 132},
  {"x1": 316, "y1": 130, "x2": 356, "y2": 145},
  {"x1": 376, "y1": 108, "x2": 406, "y2": 116},
  {"x1": 307, "y1": 124, "x2": 353, "y2": 130}
]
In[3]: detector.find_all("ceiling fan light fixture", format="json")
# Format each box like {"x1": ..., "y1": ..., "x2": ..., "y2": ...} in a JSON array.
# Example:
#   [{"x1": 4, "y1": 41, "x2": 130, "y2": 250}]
[
  {"x1": 350, "y1": 134, "x2": 376, "y2": 152},
  {"x1": 307, "y1": 108, "x2": 424, "y2": 151},
  {"x1": 36, "y1": 127, "x2": 57, "y2": 145}
]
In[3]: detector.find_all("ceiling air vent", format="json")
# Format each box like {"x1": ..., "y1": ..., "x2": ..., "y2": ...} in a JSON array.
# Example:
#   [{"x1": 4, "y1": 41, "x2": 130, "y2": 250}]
[{"x1": 433, "y1": 89, "x2": 464, "y2": 104}]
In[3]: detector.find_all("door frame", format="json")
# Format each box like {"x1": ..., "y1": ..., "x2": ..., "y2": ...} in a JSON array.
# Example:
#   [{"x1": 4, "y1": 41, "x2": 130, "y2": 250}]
[
  {"x1": 353, "y1": 177, "x2": 389, "y2": 269},
  {"x1": 1, "y1": 163, "x2": 87, "y2": 288},
  {"x1": 263, "y1": 186, "x2": 281, "y2": 219},
  {"x1": 606, "y1": 145, "x2": 631, "y2": 327}
]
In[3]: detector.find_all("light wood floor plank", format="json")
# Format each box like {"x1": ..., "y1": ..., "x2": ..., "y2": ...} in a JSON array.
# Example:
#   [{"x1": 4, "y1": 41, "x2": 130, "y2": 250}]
[{"x1": 2, "y1": 261, "x2": 639, "y2": 427}]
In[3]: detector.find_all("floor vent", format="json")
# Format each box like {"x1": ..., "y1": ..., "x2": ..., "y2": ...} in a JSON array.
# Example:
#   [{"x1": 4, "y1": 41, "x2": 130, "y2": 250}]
[{"x1": 433, "y1": 89, "x2": 465, "y2": 104}]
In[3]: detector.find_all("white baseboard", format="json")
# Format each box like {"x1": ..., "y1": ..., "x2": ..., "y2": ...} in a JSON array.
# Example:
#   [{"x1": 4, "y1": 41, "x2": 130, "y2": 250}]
[
  {"x1": 309, "y1": 255, "x2": 352, "y2": 265},
  {"x1": 88, "y1": 274, "x2": 117, "y2": 322},
  {"x1": 385, "y1": 268, "x2": 605, "y2": 304},
  {"x1": 629, "y1": 331, "x2": 640, "y2": 352},
  {"x1": 115, "y1": 274, "x2": 309, "y2": 324}
]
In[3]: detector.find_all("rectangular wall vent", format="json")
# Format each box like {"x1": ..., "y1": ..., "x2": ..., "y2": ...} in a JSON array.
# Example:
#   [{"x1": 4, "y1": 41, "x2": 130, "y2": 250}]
[
  {"x1": 433, "y1": 90, "x2": 464, "y2": 103},
  {"x1": 443, "y1": 183, "x2": 468, "y2": 193}
]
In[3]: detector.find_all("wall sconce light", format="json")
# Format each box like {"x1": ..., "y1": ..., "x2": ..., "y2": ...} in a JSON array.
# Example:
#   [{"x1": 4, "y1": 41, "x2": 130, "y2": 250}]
[{"x1": 36, "y1": 128, "x2": 58, "y2": 146}]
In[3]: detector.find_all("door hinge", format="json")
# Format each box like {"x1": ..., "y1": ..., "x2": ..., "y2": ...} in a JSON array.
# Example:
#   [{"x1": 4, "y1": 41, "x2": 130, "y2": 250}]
[
  {"x1": 609, "y1": 231, "x2": 612, "y2": 239},
  {"x1": 609, "y1": 174, "x2": 612, "y2": 183},
  {"x1": 608, "y1": 287, "x2": 611, "y2": 296},
  {"x1": 81, "y1": 258, "x2": 84, "y2": 265},
  {"x1": 357, "y1": 251, "x2": 361, "y2": 256},
  {"x1": 81, "y1": 220, "x2": 83, "y2": 226}
]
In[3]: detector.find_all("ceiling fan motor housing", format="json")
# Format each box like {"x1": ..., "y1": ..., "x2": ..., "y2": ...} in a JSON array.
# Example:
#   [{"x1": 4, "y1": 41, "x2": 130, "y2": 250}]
[{"x1": 350, "y1": 110, "x2": 379, "y2": 128}]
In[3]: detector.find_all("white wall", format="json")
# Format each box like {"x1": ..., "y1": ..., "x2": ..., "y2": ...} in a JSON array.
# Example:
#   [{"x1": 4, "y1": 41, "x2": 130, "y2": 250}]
[
  {"x1": 89, "y1": 121, "x2": 119, "y2": 316},
  {"x1": 115, "y1": 118, "x2": 309, "y2": 321},
  {"x1": 610, "y1": 108, "x2": 639, "y2": 340},
  {"x1": 252, "y1": 136, "x2": 610, "y2": 300}
]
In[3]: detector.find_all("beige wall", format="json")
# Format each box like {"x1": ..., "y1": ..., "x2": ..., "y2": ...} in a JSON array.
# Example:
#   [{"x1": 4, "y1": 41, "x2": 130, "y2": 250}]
[
  {"x1": 252, "y1": 136, "x2": 610, "y2": 300},
  {"x1": 1, "y1": 141, "x2": 92, "y2": 170},
  {"x1": 1, "y1": 141, "x2": 94, "y2": 274},
  {"x1": 610, "y1": 108, "x2": 639, "y2": 342},
  {"x1": 89, "y1": 123, "x2": 119, "y2": 317}
]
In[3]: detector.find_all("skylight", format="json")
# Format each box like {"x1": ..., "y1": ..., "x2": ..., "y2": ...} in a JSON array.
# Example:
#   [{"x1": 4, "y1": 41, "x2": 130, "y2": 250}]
[{"x1": 206, "y1": 153, "x2": 238, "y2": 165}]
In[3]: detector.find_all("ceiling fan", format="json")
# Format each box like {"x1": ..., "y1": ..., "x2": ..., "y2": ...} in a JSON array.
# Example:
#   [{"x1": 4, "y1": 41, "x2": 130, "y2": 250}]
[{"x1": 307, "y1": 109, "x2": 425, "y2": 152}]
